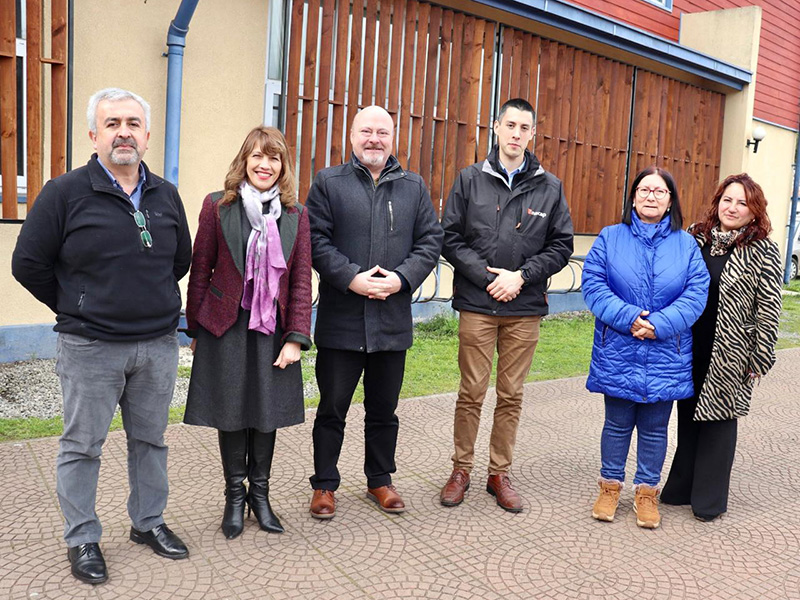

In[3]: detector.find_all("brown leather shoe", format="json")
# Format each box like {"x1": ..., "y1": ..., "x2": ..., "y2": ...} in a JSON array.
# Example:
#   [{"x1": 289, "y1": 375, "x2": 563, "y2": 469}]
[
  {"x1": 310, "y1": 489, "x2": 335, "y2": 520},
  {"x1": 366, "y1": 484, "x2": 406, "y2": 513},
  {"x1": 440, "y1": 469, "x2": 470, "y2": 507},
  {"x1": 486, "y1": 474, "x2": 523, "y2": 513}
]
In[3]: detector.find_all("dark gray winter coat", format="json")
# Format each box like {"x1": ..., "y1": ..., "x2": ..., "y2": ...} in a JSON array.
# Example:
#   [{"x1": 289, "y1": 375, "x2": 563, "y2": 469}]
[{"x1": 306, "y1": 154, "x2": 443, "y2": 352}]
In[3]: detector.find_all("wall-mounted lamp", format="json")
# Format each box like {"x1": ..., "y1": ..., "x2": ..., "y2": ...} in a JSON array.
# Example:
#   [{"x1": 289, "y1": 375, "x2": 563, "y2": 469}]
[{"x1": 746, "y1": 126, "x2": 767, "y2": 154}]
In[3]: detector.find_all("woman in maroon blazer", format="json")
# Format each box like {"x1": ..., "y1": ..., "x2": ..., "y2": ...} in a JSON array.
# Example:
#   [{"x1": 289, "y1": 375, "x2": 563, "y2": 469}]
[{"x1": 184, "y1": 126, "x2": 312, "y2": 539}]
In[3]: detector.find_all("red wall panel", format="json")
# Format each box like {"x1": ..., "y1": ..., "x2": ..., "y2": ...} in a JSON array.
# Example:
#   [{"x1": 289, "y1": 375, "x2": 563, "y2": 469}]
[{"x1": 567, "y1": 0, "x2": 800, "y2": 128}]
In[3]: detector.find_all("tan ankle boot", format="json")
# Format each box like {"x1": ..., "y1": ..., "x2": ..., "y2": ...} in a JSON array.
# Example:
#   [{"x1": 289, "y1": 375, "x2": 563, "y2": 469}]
[
  {"x1": 591, "y1": 479, "x2": 623, "y2": 522},
  {"x1": 633, "y1": 484, "x2": 661, "y2": 529}
]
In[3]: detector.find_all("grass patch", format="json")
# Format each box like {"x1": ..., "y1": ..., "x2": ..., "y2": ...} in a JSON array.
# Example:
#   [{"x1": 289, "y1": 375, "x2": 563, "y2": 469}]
[
  {"x1": 777, "y1": 292, "x2": 800, "y2": 350},
  {"x1": 0, "y1": 405, "x2": 188, "y2": 443},
  {"x1": 784, "y1": 279, "x2": 800, "y2": 293},
  {"x1": 5, "y1": 300, "x2": 800, "y2": 442}
]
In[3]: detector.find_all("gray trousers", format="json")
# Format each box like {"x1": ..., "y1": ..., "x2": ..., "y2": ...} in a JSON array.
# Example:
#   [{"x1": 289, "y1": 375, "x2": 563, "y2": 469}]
[{"x1": 55, "y1": 331, "x2": 179, "y2": 547}]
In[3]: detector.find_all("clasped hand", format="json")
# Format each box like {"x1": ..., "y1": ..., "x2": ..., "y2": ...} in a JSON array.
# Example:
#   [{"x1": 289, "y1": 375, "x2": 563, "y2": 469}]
[
  {"x1": 631, "y1": 310, "x2": 656, "y2": 340},
  {"x1": 349, "y1": 265, "x2": 402, "y2": 300},
  {"x1": 486, "y1": 267, "x2": 524, "y2": 303}
]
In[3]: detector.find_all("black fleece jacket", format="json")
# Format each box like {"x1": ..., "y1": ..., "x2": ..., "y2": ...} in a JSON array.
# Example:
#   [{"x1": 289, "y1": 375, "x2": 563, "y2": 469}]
[{"x1": 12, "y1": 155, "x2": 192, "y2": 341}]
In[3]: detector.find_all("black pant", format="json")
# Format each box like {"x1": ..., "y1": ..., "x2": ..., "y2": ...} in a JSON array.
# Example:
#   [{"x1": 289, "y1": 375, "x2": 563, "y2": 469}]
[
  {"x1": 310, "y1": 347, "x2": 406, "y2": 490},
  {"x1": 661, "y1": 397, "x2": 738, "y2": 518}
]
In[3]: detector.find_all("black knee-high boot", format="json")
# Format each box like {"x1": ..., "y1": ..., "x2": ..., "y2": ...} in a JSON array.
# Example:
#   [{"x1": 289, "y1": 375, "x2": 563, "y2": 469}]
[
  {"x1": 246, "y1": 429, "x2": 284, "y2": 533},
  {"x1": 218, "y1": 429, "x2": 248, "y2": 539}
]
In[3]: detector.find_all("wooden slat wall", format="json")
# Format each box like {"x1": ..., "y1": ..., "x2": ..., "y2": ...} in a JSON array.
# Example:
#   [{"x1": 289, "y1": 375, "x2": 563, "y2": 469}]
[
  {"x1": 0, "y1": 0, "x2": 68, "y2": 220},
  {"x1": 285, "y1": 0, "x2": 496, "y2": 215},
  {"x1": 283, "y1": 0, "x2": 725, "y2": 230},
  {"x1": 630, "y1": 70, "x2": 724, "y2": 226},
  {"x1": 0, "y1": 0, "x2": 18, "y2": 218},
  {"x1": 525, "y1": 36, "x2": 633, "y2": 233}
]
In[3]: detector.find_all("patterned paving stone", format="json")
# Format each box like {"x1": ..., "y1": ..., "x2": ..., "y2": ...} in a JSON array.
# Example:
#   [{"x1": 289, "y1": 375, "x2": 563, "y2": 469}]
[{"x1": 2, "y1": 348, "x2": 800, "y2": 598}]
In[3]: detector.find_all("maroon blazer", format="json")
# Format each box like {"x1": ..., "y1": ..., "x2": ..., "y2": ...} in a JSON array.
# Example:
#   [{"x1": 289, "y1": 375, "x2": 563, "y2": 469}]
[{"x1": 185, "y1": 192, "x2": 313, "y2": 348}]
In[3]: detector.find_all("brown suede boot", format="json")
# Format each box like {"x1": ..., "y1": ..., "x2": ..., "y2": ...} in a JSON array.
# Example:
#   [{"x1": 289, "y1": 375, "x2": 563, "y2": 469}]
[
  {"x1": 633, "y1": 484, "x2": 661, "y2": 529},
  {"x1": 591, "y1": 479, "x2": 623, "y2": 522}
]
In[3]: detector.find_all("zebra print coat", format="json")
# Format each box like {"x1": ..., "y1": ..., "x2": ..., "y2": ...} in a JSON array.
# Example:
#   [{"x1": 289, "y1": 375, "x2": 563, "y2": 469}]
[{"x1": 694, "y1": 232, "x2": 783, "y2": 421}]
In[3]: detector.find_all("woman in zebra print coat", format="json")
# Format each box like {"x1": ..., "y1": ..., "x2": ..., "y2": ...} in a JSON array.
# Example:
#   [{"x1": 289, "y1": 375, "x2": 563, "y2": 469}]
[{"x1": 661, "y1": 173, "x2": 783, "y2": 522}]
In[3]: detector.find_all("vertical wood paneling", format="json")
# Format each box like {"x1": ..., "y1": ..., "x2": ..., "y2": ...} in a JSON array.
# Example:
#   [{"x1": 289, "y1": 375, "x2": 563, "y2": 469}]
[
  {"x1": 429, "y1": 9, "x2": 453, "y2": 211},
  {"x1": 374, "y1": 0, "x2": 392, "y2": 106},
  {"x1": 408, "y1": 2, "x2": 430, "y2": 173},
  {"x1": 285, "y1": 0, "x2": 305, "y2": 162},
  {"x1": 344, "y1": 0, "x2": 364, "y2": 159},
  {"x1": 418, "y1": 5, "x2": 441, "y2": 186},
  {"x1": 50, "y1": 0, "x2": 67, "y2": 178},
  {"x1": 443, "y1": 11, "x2": 463, "y2": 193},
  {"x1": 630, "y1": 69, "x2": 725, "y2": 230},
  {"x1": 329, "y1": 0, "x2": 350, "y2": 166},
  {"x1": 298, "y1": 0, "x2": 320, "y2": 202},
  {"x1": 477, "y1": 22, "x2": 495, "y2": 158},
  {"x1": 26, "y1": 0, "x2": 43, "y2": 207},
  {"x1": 397, "y1": 0, "x2": 417, "y2": 169},
  {"x1": 386, "y1": 0, "x2": 405, "y2": 119},
  {"x1": 362, "y1": 0, "x2": 378, "y2": 105},
  {"x1": 281, "y1": 0, "x2": 726, "y2": 228},
  {"x1": 314, "y1": 0, "x2": 335, "y2": 174},
  {"x1": 0, "y1": 0, "x2": 18, "y2": 217}
]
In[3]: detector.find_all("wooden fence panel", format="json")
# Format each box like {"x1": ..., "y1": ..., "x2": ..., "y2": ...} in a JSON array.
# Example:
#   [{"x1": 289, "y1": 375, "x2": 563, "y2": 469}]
[
  {"x1": 0, "y1": 0, "x2": 18, "y2": 217},
  {"x1": 282, "y1": 0, "x2": 725, "y2": 231},
  {"x1": 0, "y1": 0, "x2": 68, "y2": 219},
  {"x1": 630, "y1": 70, "x2": 725, "y2": 228}
]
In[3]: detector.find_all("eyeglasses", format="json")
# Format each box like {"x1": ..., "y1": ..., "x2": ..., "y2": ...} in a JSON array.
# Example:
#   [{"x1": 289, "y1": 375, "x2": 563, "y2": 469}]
[
  {"x1": 131, "y1": 210, "x2": 153, "y2": 248},
  {"x1": 636, "y1": 187, "x2": 670, "y2": 200}
]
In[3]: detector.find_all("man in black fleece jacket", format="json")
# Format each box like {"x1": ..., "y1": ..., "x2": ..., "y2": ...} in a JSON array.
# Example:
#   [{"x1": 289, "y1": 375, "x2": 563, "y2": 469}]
[{"x1": 12, "y1": 88, "x2": 192, "y2": 584}]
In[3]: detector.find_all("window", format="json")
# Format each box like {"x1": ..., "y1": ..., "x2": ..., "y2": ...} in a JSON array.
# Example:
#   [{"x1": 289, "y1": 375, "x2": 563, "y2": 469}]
[
  {"x1": 639, "y1": 0, "x2": 673, "y2": 11},
  {"x1": 0, "y1": 0, "x2": 27, "y2": 207}
]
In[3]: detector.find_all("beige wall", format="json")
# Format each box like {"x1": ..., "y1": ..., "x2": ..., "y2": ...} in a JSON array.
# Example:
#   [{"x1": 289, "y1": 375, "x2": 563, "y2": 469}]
[
  {"x1": 681, "y1": 5, "x2": 798, "y2": 259},
  {"x1": 2, "y1": 0, "x2": 269, "y2": 327}
]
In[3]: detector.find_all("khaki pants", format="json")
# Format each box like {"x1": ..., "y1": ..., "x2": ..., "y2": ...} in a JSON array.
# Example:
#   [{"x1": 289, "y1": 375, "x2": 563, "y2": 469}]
[{"x1": 452, "y1": 311, "x2": 540, "y2": 474}]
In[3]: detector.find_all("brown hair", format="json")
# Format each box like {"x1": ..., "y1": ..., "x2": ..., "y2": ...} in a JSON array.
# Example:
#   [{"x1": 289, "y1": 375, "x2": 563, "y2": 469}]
[
  {"x1": 692, "y1": 173, "x2": 772, "y2": 247},
  {"x1": 220, "y1": 126, "x2": 296, "y2": 207}
]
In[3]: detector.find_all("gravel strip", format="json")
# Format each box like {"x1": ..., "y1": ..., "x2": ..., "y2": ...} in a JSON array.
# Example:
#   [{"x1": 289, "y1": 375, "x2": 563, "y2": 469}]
[{"x1": 0, "y1": 348, "x2": 194, "y2": 420}]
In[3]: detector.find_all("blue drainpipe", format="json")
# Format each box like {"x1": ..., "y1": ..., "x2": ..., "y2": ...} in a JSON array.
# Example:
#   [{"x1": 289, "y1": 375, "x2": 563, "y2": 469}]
[
  {"x1": 164, "y1": 0, "x2": 200, "y2": 187},
  {"x1": 784, "y1": 120, "x2": 800, "y2": 284}
]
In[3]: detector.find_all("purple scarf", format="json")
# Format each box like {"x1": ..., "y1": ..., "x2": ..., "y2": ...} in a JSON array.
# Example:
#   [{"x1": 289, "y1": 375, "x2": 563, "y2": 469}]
[{"x1": 239, "y1": 182, "x2": 287, "y2": 334}]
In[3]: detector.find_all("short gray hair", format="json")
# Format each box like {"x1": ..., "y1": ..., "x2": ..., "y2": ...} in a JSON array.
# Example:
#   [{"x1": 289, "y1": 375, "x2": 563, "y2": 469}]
[{"x1": 87, "y1": 88, "x2": 151, "y2": 134}]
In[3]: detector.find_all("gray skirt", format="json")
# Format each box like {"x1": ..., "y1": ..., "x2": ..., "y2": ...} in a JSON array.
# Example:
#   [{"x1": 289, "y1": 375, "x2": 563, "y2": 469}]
[{"x1": 184, "y1": 309, "x2": 304, "y2": 433}]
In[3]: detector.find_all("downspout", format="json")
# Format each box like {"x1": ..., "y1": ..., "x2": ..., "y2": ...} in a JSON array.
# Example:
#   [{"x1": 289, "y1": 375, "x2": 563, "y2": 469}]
[
  {"x1": 164, "y1": 0, "x2": 200, "y2": 187},
  {"x1": 784, "y1": 117, "x2": 800, "y2": 284}
]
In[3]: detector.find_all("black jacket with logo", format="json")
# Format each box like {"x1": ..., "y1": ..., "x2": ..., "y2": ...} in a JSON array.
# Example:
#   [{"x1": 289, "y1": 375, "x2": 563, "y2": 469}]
[
  {"x1": 441, "y1": 147, "x2": 574, "y2": 316},
  {"x1": 306, "y1": 154, "x2": 443, "y2": 352},
  {"x1": 12, "y1": 155, "x2": 192, "y2": 341}
]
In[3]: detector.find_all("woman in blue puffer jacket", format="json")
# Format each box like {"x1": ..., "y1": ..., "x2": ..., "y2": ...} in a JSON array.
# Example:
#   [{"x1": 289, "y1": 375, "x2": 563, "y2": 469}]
[{"x1": 582, "y1": 166, "x2": 709, "y2": 529}]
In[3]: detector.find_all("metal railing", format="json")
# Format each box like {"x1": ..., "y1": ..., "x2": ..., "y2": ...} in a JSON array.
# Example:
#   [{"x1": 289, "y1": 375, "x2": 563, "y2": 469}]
[{"x1": 310, "y1": 256, "x2": 586, "y2": 306}]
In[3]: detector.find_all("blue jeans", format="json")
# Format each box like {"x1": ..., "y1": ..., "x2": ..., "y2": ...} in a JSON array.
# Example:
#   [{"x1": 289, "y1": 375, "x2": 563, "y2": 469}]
[{"x1": 600, "y1": 396, "x2": 674, "y2": 487}]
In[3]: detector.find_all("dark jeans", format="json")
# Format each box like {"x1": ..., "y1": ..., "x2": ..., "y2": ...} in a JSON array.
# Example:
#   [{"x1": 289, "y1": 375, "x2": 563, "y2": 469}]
[
  {"x1": 310, "y1": 347, "x2": 406, "y2": 490},
  {"x1": 661, "y1": 396, "x2": 738, "y2": 517}
]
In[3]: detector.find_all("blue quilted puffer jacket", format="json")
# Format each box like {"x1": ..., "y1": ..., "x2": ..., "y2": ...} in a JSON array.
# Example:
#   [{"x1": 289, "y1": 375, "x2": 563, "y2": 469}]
[{"x1": 582, "y1": 213, "x2": 709, "y2": 403}]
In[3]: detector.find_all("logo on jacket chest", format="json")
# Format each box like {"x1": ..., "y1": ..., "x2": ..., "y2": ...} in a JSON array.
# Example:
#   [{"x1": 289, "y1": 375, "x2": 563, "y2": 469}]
[{"x1": 527, "y1": 208, "x2": 547, "y2": 218}]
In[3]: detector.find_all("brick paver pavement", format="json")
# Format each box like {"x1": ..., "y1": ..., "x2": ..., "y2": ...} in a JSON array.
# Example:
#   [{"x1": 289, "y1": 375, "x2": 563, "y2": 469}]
[{"x1": 3, "y1": 348, "x2": 800, "y2": 599}]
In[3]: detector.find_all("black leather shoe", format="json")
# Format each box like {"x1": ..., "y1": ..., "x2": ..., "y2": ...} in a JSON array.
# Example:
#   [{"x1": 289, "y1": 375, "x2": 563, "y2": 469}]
[
  {"x1": 130, "y1": 524, "x2": 189, "y2": 559},
  {"x1": 67, "y1": 543, "x2": 108, "y2": 584}
]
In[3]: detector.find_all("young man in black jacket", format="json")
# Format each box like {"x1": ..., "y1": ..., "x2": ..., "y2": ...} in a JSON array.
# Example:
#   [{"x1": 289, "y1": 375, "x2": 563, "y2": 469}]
[
  {"x1": 439, "y1": 98, "x2": 574, "y2": 512},
  {"x1": 306, "y1": 106, "x2": 443, "y2": 519},
  {"x1": 12, "y1": 88, "x2": 192, "y2": 584}
]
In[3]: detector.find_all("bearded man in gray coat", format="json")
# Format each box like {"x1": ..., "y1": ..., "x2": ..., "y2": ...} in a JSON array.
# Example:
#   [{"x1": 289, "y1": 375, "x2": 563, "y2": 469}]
[{"x1": 305, "y1": 106, "x2": 443, "y2": 519}]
